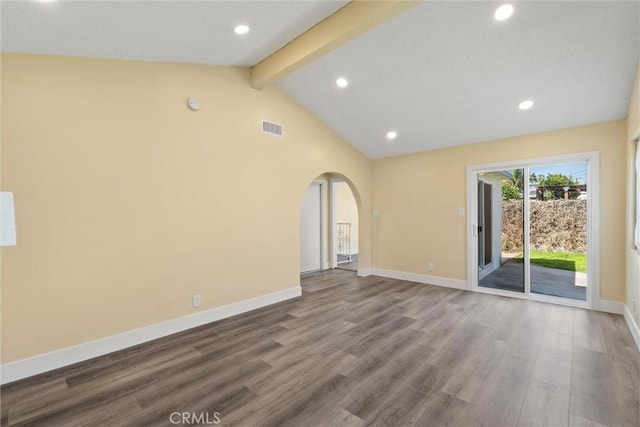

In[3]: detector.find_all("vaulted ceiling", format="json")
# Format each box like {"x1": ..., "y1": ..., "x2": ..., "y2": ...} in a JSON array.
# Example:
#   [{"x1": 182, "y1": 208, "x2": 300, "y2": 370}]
[
  {"x1": 1, "y1": 0, "x2": 348, "y2": 66},
  {"x1": 2, "y1": 1, "x2": 639, "y2": 159}
]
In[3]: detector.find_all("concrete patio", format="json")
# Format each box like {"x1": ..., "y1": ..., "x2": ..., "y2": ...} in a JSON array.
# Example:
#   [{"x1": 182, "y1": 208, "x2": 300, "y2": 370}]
[{"x1": 479, "y1": 260, "x2": 587, "y2": 300}]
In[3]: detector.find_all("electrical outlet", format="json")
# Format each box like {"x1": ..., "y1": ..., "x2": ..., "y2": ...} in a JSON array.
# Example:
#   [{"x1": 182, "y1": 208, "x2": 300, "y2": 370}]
[
  {"x1": 427, "y1": 263, "x2": 434, "y2": 272},
  {"x1": 192, "y1": 295, "x2": 201, "y2": 308}
]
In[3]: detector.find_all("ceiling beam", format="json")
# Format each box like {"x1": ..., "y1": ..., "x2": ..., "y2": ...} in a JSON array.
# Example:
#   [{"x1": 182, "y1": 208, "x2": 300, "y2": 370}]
[{"x1": 250, "y1": 0, "x2": 419, "y2": 89}]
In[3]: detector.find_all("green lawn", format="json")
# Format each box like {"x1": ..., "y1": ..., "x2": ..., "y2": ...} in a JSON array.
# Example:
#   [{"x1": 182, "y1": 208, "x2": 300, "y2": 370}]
[{"x1": 513, "y1": 251, "x2": 586, "y2": 273}]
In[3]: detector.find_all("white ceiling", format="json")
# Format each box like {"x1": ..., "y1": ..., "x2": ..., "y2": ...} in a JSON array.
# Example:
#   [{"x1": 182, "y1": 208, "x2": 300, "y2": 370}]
[
  {"x1": 280, "y1": 1, "x2": 640, "y2": 158},
  {"x1": 0, "y1": 0, "x2": 348, "y2": 66},
  {"x1": 2, "y1": 1, "x2": 639, "y2": 159}
]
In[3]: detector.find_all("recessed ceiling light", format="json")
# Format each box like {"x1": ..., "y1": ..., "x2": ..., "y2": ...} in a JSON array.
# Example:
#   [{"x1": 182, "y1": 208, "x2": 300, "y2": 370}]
[
  {"x1": 386, "y1": 131, "x2": 397, "y2": 140},
  {"x1": 234, "y1": 25, "x2": 250, "y2": 35},
  {"x1": 336, "y1": 77, "x2": 348, "y2": 88},
  {"x1": 36, "y1": 0, "x2": 58, "y2": 2},
  {"x1": 518, "y1": 100, "x2": 534, "y2": 110},
  {"x1": 494, "y1": 4, "x2": 514, "y2": 21}
]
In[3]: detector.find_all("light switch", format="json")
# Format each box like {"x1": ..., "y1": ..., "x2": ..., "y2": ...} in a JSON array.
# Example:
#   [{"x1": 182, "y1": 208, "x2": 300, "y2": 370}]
[
  {"x1": 0, "y1": 192, "x2": 16, "y2": 246},
  {"x1": 373, "y1": 209, "x2": 380, "y2": 217},
  {"x1": 457, "y1": 208, "x2": 465, "y2": 216}
]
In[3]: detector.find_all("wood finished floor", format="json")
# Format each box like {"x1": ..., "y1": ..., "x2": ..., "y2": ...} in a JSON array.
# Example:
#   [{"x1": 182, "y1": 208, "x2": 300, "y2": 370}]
[{"x1": 1, "y1": 269, "x2": 639, "y2": 426}]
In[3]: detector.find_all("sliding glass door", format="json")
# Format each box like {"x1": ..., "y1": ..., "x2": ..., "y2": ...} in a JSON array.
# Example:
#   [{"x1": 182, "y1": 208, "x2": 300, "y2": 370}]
[
  {"x1": 468, "y1": 154, "x2": 597, "y2": 307},
  {"x1": 529, "y1": 162, "x2": 588, "y2": 301},
  {"x1": 477, "y1": 170, "x2": 525, "y2": 293}
]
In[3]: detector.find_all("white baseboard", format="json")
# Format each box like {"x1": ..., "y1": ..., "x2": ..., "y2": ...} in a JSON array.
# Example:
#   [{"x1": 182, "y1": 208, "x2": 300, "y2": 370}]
[
  {"x1": 323, "y1": 262, "x2": 330, "y2": 270},
  {"x1": 597, "y1": 300, "x2": 624, "y2": 315},
  {"x1": 357, "y1": 267, "x2": 372, "y2": 277},
  {"x1": 623, "y1": 304, "x2": 640, "y2": 352},
  {"x1": 0, "y1": 286, "x2": 302, "y2": 385},
  {"x1": 372, "y1": 268, "x2": 468, "y2": 290}
]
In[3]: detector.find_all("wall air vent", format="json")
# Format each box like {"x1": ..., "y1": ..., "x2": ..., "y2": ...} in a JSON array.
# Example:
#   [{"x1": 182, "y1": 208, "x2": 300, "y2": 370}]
[{"x1": 262, "y1": 120, "x2": 283, "y2": 137}]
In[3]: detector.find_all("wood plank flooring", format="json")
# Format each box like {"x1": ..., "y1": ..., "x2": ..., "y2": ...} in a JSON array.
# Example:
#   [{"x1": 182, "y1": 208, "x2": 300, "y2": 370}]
[{"x1": 1, "y1": 270, "x2": 638, "y2": 426}]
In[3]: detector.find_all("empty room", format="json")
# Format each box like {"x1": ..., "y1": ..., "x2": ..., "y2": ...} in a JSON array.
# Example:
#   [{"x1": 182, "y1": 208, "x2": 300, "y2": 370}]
[{"x1": 1, "y1": 1, "x2": 639, "y2": 426}]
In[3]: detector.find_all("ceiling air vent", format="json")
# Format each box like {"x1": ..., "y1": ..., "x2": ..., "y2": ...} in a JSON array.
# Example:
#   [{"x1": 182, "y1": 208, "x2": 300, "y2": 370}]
[{"x1": 262, "y1": 120, "x2": 283, "y2": 137}]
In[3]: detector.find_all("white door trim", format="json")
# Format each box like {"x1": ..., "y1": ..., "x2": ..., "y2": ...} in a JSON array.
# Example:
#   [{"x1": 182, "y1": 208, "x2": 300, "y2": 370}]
[
  {"x1": 300, "y1": 180, "x2": 324, "y2": 273},
  {"x1": 329, "y1": 178, "x2": 340, "y2": 269},
  {"x1": 466, "y1": 151, "x2": 600, "y2": 310},
  {"x1": 524, "y1": 166, "x2": 532, "y2": 296},
  {"x1": 316, "y1": 180, "x2": 327, "y2": 271}
]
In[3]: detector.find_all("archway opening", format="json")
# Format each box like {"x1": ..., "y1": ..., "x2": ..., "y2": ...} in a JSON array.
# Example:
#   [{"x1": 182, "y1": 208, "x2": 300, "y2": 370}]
[{"x1": 299, "y1": 172, "x2": 363, "y2": 277}]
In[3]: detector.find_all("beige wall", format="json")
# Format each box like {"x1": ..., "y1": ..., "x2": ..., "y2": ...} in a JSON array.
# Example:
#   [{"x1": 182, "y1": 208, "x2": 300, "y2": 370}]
[
  {"x1": 1, "y1": 53, "x2": 635, "y2": 366},
  {"x1": 372, "y1": 120, "x2": 627, "y2": 302},
  {"x1": 626, "y1": 60, "x2": 640, "y2": 324},
  {"x1": 0, "y1": 54, "x2": 372, "y2": 363},
  {"x1": 335, "y1": 181, "x2": 359, "y2": 254}
]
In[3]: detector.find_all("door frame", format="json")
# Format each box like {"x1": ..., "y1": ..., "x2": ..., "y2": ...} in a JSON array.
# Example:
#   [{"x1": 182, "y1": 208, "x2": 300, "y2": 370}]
[
  {"x1": 300, "y1": 180, "x2": 325, "y2": 273},
  {"x1": 329, "y1": 178, "x2": 339, "y2": 269},
  {"x1": 477, "y1": 178, "x2": 503, "y2": 279},
  {"x1": 466, "y1": 151, "x2": 600, "y2": 310}
]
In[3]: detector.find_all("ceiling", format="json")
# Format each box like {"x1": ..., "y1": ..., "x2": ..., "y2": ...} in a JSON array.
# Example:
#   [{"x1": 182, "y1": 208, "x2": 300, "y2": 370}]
[
  {"x1": 0, "y1": 0, "x2": 348, "y2": 66},
  {"x1": 2, "y1": 1, "x2": 639, "y2": 159},
  {"x1": 279, "y1": 1, "x2": 640, "y2": 158}
]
